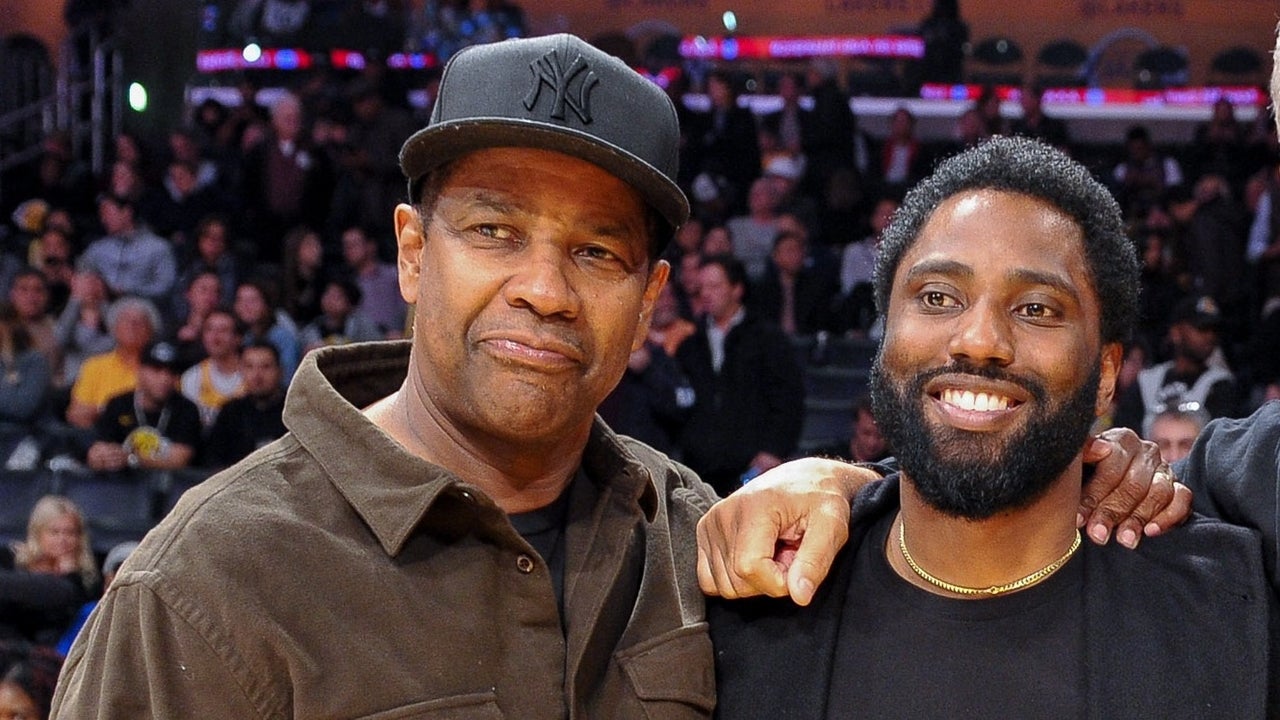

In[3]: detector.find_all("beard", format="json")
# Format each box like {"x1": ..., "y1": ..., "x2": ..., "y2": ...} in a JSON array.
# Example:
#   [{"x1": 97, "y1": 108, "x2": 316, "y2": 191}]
[{"x1": 870, "y1": 352, "x2": 1101, "y2": 521}]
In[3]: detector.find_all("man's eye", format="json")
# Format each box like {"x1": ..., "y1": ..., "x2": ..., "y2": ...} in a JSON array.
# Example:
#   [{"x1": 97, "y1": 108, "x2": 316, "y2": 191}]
[
  {"x1": 1018, "y1": 303, "x2": 1058, "y2": 319},
  {"x1": 474, "y1": 224, "x2": 511, "y2": 240},
  {"x1": 922, "y1": 291, "x2": 955, "y2": 307},
  {"x1": 579, "y1": 245, "x2": 618, "y2": 261}
]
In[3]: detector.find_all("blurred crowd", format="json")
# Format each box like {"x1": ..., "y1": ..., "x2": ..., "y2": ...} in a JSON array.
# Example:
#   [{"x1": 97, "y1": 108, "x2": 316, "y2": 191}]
[{"x1": 1, "y1": 47, "x2": 1278, "y2": 480}]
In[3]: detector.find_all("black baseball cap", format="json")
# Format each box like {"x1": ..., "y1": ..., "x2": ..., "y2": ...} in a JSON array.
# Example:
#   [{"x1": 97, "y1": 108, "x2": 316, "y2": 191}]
[
  {"x1": 140, "y1": 341, "x2": 182, "y2": 372},
  {"x1": 1170, "y1": 295, "x2": 1222, "y2": 330},
  {"x1": 399, "y1": 33, "x2": 689, "y2": 236}
]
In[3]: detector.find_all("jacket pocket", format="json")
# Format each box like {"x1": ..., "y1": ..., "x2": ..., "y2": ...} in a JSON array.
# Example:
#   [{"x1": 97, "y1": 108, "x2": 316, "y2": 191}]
[
  {"x1": 356, "y1": 690, "x2": 503, "y2": 719},
  {"x1": 617, "y1": 623, "x2": 716, "y2": 715}
]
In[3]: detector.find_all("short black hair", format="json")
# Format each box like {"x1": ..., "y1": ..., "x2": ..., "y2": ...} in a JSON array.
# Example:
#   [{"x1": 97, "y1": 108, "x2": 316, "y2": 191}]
[
  {"x1": 241, "y1": 339, "x2": 281, "y2": 365},
  {"x1": 873, "y1": 136, "x2": 1138, "y2": 345},
  {"x1": 699, "y1": 252, "x2": 748, "y2": 290}
]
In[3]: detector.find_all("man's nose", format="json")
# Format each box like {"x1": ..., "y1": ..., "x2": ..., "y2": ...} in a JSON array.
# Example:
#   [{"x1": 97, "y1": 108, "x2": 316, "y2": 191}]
[
  {"x1": 503, "y1": 242, "x2": 581, "y2": 320},
  {"x1": 947, "y1": 301, "x2": 1014, "y2": 367}
]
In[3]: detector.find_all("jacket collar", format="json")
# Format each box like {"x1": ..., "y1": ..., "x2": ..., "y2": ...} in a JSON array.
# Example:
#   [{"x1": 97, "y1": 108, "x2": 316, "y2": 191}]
[{"x1": 284, "y1": 341, "x2": 658, "y2": 557}]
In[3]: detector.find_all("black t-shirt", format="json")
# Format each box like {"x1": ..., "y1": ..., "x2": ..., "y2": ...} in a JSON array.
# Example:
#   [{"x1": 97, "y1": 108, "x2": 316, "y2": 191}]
[
  {"x1": 95, "y1": 391, "x2": 203, "y2": 451},
  {"x1": 826, "y1": 512, "x2": 1085, "y2": 718},
  {"x1": 508, "y1": 472, "x2": 575, "y2": 616},
  {"x1": 203, "y1": 394, "x2": 287, "y2": 468}
]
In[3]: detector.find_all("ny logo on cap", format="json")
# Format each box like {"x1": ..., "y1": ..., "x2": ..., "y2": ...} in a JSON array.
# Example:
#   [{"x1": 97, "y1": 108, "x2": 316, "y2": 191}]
[{"x1": 524, "y1": 49, "x2": 598, "y2": 124}]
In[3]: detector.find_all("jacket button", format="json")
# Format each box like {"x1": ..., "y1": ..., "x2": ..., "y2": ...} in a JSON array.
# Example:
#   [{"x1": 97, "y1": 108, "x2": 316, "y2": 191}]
[{"x1": 516, "y1": 555, "x2": 535, "y2": 573}]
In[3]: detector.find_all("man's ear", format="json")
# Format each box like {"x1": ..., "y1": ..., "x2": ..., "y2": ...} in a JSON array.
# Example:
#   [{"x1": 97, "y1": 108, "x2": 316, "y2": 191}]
[
  {"x1": 632, "y1": 260, "x2": 670, "y2": 352},
  {"x1": 394, "y1": 203, "x2": 425, "y2": 305},
  {"x1": 1096, "y1": 342, "x2": 1124, "y2": 416}
]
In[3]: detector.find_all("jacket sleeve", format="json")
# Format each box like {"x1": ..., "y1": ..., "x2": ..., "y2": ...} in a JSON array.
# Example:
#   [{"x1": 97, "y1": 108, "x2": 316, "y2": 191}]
[
  {"x1": 1175, "y1": 401, "x2": 1280, "y2": 595},
  {"x1": 51, "y1": 571, "x2": 263, "y2": 720}
]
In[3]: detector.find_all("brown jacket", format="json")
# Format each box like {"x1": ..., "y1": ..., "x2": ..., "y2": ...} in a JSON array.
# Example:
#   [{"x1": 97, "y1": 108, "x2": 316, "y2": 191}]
[{"x1": 52, "y1": 341, "x2": 718, "y2": 719}]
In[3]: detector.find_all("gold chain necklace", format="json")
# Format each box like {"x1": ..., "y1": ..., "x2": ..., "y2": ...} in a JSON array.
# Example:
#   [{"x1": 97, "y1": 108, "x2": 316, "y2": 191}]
[{"x1": 897, "y1": 520, "x2": 1081, "y2": 597}]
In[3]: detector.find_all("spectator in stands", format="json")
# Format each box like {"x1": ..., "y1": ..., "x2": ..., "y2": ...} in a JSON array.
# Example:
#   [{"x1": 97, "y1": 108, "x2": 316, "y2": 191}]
[
  {"x1": 726, "y1": 177, "x2": 783, "y2": 281},
  {"x1": 1113, "y1": 295, "x2": 1238, "y2": 435},
  {"x1": 65, "y1": 296, "x2": 160, "y2": 430},
  {"x1": 171, "y1": 215, "x2": 242, "y2": 323},
  {"x1": 1247, "y1": 298, "x2": 1280, "y2": 405},
  {"x1": 12, "y1": 139, "x2": 93, "y2": 223},
  {"x1": 1190, "y1": 97, "x2": 1247, "y2": 191},
  {"x1": 0, "y1": 496, "x2": 98, "y2": 648},
  {"x1": 165, "y1": 127, "x2": 218, "y2": 192},
  {"x1": 77, "y1": 193, "x2": 176, "y2": 304},
  {"x1": 676, "y1": 250, "x2": 705, "y2": 320},
  {"x1": 0, "y1": 302, "x2": 51, "y2": 471},
  {"x1": 801, "y1": 57, "x2": 860, "y2": 198},
  {"x1": 299, "y1": 277, "x2": 382, "y2": 352},
  {"x1": 953, "y1": 106, "x2": 990, "y2": 150},
  {"x1": 7, "y1": 269, "x2": 61, "y2": 382},
  {"x1": 759, "y1": 72, "x2": 811, "y2": 162},
  {"x1": 0, "y1": 641, "x2": 62, "y2": 720},
  {"x1": 339, "y1": 79, "x2": 418, "y2": 245},
  {"x1": 1176, "y1": 174, "x2": 1250, "y2": 334},
  {"x1": 691, "y1": 70, "x2": 762, "y2": 213},
  {"x1": 179, "y1": 308, "x2": 245, "y2": 429},
  {"x1": 879, "y1": 107, "x2": 927, "y2": 192},
  {"x1": 1133, "y1": 223, "x2": 1182, "y2": 357},
  {"x1": 148, "y1": 160, "x2": 230, "y2": 244},
  {"x1": 55, "y1": 540, "x2": 138, "y2": 658},
  {"x1": 240, "y1": 92, "x2": 335, "y2": 263},
  {"x1": 281, "y1": 225, "x2": 325, "y2": 326},
  {"x1": 167, "y1": 271, "x2": 222, "y2": 371},
  {"x1": 848, "y1": 393, "x2": 889, "y2": 464},
  {"x1": 233, "y1": 279, "x2": 301, "y2": 381},
  {"x1": 85, "y1": 341, "x2": 200, "y2": 473},
  {"x1": 1112, "y1": 125, "x2": 1184, "y2": 218},
  {"x1": 0, "y1": 658, "x2": 46, "y2": 720},
  {"x1": 1147, "y1": 407, "x2": 1208, "y2": 464},
  {"x1": 677, "y1": 254, "x2": 805, "y2": 495},
  {"x1": 647, "y1": 282, "x2": 697, "y2": 358},
  {"x1": 29, "y1": 228, "x2": 74, "y2": 315},
  {"x1": 597, "y1": 323, "x2": 696, "y2": 457},
  {"x1": 52, "y1": 270, "x2": 112, "y2": 389},
  {"x1": 763, "y1": 156, "x2": 821, "y2": 242},
  {"x1": 109, "y1": 132, "x2": 152, "y2": 185},
  {"x1": 750, "y1": 229, "x2": 837, "y2": 336},
  {"x1": 836, "y1": 195, "x2": 897, "y2": 335},
  {"x1": 203, "y1": 341, "x2": 286, "y2": 469},
  {"x1": 101, "y1": 161, "x2": 164, "y2": 230},
  {"x1": 1246, "y1": 155, "x2": 1280, "y2": 301},
  {"x1": 1011, "y1": 83, "x2": 1069, "y2": 148},
  {"x1": 702, "y1": 224, "x2": 733, "y2": 256},
  {"x1": 340, "y1": 225, "x2": 406, "y2": 337}
]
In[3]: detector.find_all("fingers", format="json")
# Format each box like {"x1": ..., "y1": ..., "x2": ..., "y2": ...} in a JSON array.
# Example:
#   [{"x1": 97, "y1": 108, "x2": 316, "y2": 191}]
[
  {"x1": 1079, "y1": 427, "x2": 1162, "y2": 545},
  {"x1": 695, "y1": 502, "x2": 790, "y2": 600},
  {"x1": 1109, "y1": 462, "x2": 1178, "y2": 548},
  {"x1": 1144, "y1": 482, "x2": 1194, "y2": 536},
  {"x1": 783, "y1": 500, "x2": 849, "y2": 606}
]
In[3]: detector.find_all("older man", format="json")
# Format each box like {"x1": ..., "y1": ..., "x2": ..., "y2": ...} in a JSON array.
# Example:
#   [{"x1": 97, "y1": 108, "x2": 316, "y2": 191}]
[{"x1": 50, "y1": 34, "x2": 866, "y2": 719}]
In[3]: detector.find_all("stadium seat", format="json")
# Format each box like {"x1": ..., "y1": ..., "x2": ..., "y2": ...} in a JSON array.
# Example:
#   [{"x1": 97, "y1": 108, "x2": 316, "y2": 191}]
[
  {"x1": 59, "y1": 472, "x2": 161, "y2": 555},
  {"x1": 0, "y1": 470, "x2": 56, "y2": 547}
]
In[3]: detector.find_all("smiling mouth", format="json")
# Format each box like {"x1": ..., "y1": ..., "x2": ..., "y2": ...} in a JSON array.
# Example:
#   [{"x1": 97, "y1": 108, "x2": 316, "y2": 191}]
[{"x1": 937, "y1": 388, "x2": 1021, "y2": 412}]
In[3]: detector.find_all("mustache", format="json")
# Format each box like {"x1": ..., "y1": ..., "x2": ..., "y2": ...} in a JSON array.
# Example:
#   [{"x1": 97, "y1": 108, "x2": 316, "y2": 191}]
[{"x1": 903, "y1": 359, "x2": 1049, "y2": 406}]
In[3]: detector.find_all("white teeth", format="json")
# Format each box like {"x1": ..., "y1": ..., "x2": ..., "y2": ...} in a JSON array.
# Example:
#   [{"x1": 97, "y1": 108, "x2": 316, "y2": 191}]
[{"x1": 942, "y1": 388, "x2": 1011, "y2": 412}]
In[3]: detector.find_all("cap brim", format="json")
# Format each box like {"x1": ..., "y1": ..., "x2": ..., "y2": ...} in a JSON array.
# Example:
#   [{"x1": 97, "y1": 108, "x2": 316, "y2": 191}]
[{"x1": 400, "y1": 117, "x2": 689, "y2": 231}]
